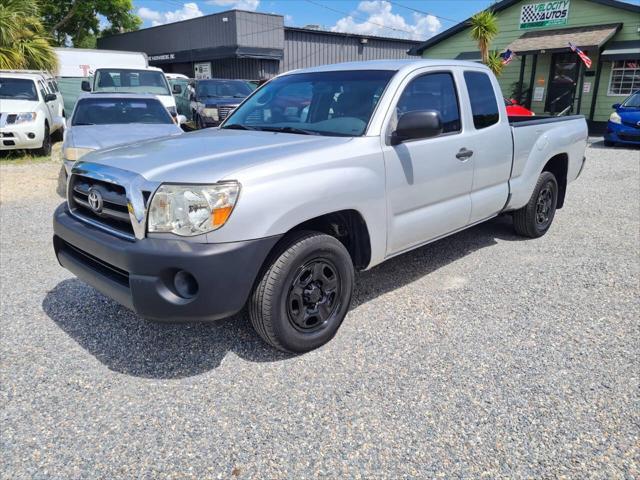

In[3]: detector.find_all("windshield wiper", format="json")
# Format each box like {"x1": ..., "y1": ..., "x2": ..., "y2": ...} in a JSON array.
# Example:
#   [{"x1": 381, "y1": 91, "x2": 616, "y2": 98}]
[
  {"x1": 221, "y1": 124, "x2": 257, "y2": 130},
  {"x1": 257, "y1": 126, "x2": 320, "y2": 136}
]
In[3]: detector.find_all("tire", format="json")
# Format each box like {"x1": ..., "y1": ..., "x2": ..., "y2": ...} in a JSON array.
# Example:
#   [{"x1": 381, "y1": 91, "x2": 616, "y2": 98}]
[
  {"x1": 603, "y1": 140, "x2": 615, "y2": 147},
  {"x1": 56, "y1": 164, "x2": 67, "y2": 198},
  {"x1": 195, "y1": 114, "x2": 204, "y2": 130},
  {"x1": 248, "y1": 231, "x2": 354, "y2": 353},
  {"x1": 35, "y1": 124, "x2": 51, "y2": 156},
  {"x1": 513, "y1": 171, "x2": 558, "y2": 238}
]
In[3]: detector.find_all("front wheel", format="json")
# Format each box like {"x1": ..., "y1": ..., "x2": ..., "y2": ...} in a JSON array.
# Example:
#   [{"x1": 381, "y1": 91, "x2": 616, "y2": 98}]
[
  {"x1": 248, "y1": 231, "x2": 354, "y2": 353},
  {"x1": 513, "y1": 171, "x2": 558, "y2": 238},
  {"x1": 35, "y1": 124, "x2": 51, "y2": 156}
]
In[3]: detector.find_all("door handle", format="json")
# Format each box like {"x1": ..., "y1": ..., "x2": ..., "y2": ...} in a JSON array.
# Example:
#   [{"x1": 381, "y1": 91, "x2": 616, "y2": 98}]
[{"x1": 456, "y1": 148, "x2": 473, "y2": 160}]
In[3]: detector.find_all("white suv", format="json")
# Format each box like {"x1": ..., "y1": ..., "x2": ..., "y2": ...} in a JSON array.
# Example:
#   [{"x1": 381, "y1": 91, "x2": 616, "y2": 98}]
[{"x1": 0, "y1": 71, "x2": 65, "y2": 156}]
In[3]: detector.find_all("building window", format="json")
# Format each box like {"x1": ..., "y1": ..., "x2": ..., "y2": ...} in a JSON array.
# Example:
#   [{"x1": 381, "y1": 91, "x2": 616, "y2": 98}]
[{"x1": 607, "y1": 60, "x2": 640, "y2": 96}]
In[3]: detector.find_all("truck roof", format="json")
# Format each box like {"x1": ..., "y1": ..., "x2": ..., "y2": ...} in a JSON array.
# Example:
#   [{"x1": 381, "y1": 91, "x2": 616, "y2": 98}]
[
  {"x1": 287, "y1": 59, "x2": 490, "y2": 75},
  {"x1": 0, "y1": 70, "x2": 54, "y2": 80},
  {"x1": 76, "y1": 92, "x2": 165, "y2": 101}
]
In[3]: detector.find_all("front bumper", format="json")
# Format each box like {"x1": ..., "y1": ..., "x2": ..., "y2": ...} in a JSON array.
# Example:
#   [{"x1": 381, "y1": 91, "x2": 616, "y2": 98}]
[
  {"x1": 605, "y1": 121, "x2": 640, "y2": 145},
  {"x1": 0, "y1": 122, "x2": 44, "y2": 150},
  {"x1": 53, "y1": 203, "x2": 281, "y2": 321}
]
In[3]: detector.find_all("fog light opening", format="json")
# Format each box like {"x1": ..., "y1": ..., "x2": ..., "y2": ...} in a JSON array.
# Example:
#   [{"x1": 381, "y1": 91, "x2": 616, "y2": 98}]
[
  {"x1": 27, "y1": 133, "x2": 36, "y2": 139},
  {"x1": 173, "y1": 270, "x2": 198, "y2": 299}
]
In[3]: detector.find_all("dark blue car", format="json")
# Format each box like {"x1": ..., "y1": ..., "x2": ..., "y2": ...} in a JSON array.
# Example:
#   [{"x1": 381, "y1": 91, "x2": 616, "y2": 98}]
[{"x1": 605, "y1": 90, "x2": 640, "y2": 147}]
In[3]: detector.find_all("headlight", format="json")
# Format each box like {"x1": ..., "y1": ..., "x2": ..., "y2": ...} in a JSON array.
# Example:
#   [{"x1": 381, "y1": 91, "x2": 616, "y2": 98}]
[
  {"x1": 148, "y1": 182, "x2": 240, "y2": 236},
  {"x1": 14, "y1": 112, "x2": 37, "y2": 124},
  {"x1": 609, "y1": 112, "x2": 621, "y2": 124},
  {"x1": 203, "y1": 108, "x2": 219, "y2": 121},
  {"x1": 63, "y1": 147, "x2": 95, "y2": 161}
]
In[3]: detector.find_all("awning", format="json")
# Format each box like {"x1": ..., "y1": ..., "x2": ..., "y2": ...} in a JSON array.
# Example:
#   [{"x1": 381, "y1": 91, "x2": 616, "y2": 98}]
[
  {"x1": 507, "y1": 23, "x2": 621, "y2": 55},
  {"x1": 455, "y1": 51, "x2": 481, "y2": 62},
  {"x1": 601, "y1": 40, "x2": 640, "y2": 61}
]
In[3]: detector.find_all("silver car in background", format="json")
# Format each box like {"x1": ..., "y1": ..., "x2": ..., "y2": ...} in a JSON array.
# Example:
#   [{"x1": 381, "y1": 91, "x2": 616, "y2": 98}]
[{"x1": 61, "y1": 93, "x2": 184, "y2": 179}]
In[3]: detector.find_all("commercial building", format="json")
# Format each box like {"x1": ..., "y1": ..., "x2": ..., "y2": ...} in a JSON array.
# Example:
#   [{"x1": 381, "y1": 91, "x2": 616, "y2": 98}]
[
  {"x1": 97, "y1": 10, "x2": 420, "y2": 81},
  {"x1": 409, "y1": 0, "x2": 640, "y2": 130}
]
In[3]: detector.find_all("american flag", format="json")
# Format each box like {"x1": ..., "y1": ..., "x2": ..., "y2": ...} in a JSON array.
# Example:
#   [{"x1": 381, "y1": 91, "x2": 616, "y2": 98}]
[
  {"x1": 500, "y1": 49, "x2": 516, "y2": 65},
  {"x1": 568, "y1": 42, "x2": 592, "y2": 69}
]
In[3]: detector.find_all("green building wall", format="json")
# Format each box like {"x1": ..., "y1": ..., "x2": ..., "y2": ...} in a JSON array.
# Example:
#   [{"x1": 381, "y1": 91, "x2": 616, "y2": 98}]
[{"x1": 419, "y1": 0, "x2": 639, "y2": 123}]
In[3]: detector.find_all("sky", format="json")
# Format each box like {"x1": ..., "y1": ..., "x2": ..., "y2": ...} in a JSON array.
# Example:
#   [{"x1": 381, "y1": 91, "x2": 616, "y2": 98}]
[{"x1": 132, "y1": 0, "x2": 503, "y2": 41}]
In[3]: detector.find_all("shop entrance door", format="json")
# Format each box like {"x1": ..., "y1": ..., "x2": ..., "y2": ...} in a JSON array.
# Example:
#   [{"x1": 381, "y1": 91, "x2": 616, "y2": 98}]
[{"x1": 545, "y1": 52, "x2": 580, "y2": 114}]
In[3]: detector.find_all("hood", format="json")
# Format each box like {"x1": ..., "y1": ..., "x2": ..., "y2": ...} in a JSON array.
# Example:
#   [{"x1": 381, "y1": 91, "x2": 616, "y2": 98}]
[
  {"x1": 80, "y1": 128, "x2": 354, "y2": 183},
  {"x1": 67, "y1": 123, "x2": 182, "y2": 150},
  {"x1": 0, "y1": 99, "x2": 39, "y2": 113},
  {"x1": 617, "y1": 106, "x2": 640, "y2": 120},
  {"x1": 200, "y1": 97, "x2": 245, "y2": 107}
]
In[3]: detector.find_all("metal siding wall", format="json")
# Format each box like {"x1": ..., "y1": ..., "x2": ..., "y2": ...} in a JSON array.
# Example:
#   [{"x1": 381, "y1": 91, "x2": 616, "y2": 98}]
[
  {"x1": 282, "y1": 30, "x2": 417, "y2": 74},
  {"x1": 235, "y1": 11, "x2": 284, "y2": 49}
]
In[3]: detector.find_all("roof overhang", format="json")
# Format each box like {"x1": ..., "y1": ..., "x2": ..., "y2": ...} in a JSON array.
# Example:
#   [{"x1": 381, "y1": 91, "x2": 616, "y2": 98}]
[
  {"x1": 147, "y1": 46, "x2": 283, "y2": 64},
  {"x1": 601, "y1": 40, "x2": 640, "y2": 60},
  {"x1": 506, "y1": 23, "x2": 622, "y2": 55}
]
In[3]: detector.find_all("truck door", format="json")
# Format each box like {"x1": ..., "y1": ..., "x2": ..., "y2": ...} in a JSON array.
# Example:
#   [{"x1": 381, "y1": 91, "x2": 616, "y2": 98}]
[
  {"x1": 382, "y1": 69, "x2": 474, "y2": 255},
  {"x1": 461, "y1": 70, "x2": 512, "y2": 223},
  {"x1": 38, "y1": 80, "x2": 54, "y2": 122}
]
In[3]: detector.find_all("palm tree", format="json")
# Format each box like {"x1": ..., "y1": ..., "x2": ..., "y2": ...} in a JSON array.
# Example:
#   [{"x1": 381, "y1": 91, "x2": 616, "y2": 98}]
[
  {"x1": 469, "y1": 10, "x2": 499, "y2": 64},
  {"x1": 0, "y1": 0, "x2": 57, "y2": 71},
  {"x1": 485, "y1": 50, "x2": 505, "y2": 76}
]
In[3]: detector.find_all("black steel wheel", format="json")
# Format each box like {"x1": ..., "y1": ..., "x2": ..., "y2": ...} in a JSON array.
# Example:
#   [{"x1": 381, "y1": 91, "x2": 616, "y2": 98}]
[
  {"x1": 248, "y1": 231, "x2": 354, "y2": 353},
  {"x1": 286, "y1": 258, "x2": 342, "y2": 333},
  {"x1": 513, "y1": 171, "x2": 558, "y2": 238},
  {"x1": 36, "y1": 124, "x2": 51, "y2": 156}
]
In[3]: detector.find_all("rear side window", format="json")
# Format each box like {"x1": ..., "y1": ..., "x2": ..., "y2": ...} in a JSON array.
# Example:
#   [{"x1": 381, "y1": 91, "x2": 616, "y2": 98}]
[
  {"x1": 396, "y1": 72, "x2": 461, "y2": 134},
  {"x1": 464, "y1": 71, "x2": 499, "y2": 129}
]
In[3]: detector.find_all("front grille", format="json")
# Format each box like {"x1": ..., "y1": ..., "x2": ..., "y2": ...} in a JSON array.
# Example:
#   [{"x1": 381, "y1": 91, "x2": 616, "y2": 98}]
[
  {"x1": 0, "y1": 132, "x2": 14, "y2": 138},
  {"x1": 218, "y1": 105, "x2": 237, "y2": 121},
  {"x1": 5, "y1": 114, "x2": 16, "y2": 125},
  {"x1": 69, "y1": 175, "x2": 134, "y2": 238},
  {"x1": 622, "y1": 120, "x2": 640, "y2": 129},
  {"x1": 57, "y1": 238, "x2": 130, "y2": 287}
]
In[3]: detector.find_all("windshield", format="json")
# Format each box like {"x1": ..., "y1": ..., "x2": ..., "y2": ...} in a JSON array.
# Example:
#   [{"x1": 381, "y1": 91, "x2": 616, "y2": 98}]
[
  {"x1": 222, "y1": 70, "x2": 395, "y2": 137},
  {"x1": 196, "y1": 80, "x2": 253, "y2": 98},
  {"x1": 94, "y1": 69, "x2": 170, "y2": 95},
  {"x1": 622, "y1": 92, "x2": 640, "y2": 108},
  {"x1": 72, "y1": 98, "x2": 174, "y2": 126},
  {"x1": 0, "y1": 78, "x2": 38, "y2": 101}
]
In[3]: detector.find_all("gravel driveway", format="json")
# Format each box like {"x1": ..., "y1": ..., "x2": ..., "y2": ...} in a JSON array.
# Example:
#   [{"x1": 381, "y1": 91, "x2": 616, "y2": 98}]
[{"x1": 1, "y1": 141, "x2": 638, "y2": 479}]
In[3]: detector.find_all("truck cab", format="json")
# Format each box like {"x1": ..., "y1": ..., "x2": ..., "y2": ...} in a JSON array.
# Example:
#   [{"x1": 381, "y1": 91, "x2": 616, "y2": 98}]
[{"x1": 82, "y1": 67, "x2": 180, "y2": 118}]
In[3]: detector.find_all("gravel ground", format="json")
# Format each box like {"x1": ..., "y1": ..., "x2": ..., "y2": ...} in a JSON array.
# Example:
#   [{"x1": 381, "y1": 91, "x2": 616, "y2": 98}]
[{"x1": 1, "y1": 140, "x2": 638, "y2": 479}]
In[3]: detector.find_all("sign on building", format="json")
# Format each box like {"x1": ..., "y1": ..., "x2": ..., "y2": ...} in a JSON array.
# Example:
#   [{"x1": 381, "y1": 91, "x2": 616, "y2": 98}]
[
  {"x1": 520, "y1": 1, "x2": 570, "y2": 29},
  {"x1": 194, "y1": 62, "x2": 212, "y2": 79}
]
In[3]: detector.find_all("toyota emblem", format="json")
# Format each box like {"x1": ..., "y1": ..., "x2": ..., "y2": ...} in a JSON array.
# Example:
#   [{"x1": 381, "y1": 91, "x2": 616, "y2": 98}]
[{"x1": 87, "y1": 188, "x2": 103, "y2": 213}]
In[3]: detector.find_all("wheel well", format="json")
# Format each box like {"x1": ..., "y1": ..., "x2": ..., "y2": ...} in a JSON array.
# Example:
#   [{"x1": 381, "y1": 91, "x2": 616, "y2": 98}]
[
  {"x1": 543, "y1": 153, "x2": 568, "y2": 209},
  {"x1": 287, "y1": 210, "x2": 372, "y2": 270}
]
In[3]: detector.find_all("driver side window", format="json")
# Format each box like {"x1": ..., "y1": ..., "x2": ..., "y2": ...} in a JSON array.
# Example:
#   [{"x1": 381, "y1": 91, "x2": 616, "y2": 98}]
[{"x1": 396, "y1": 72, "x2": 461, "y2": 134}]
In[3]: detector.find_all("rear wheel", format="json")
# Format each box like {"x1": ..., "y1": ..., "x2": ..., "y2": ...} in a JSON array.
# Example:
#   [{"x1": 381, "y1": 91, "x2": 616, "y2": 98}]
[
  {"x1": 513, "y1": 171, "x2": 558, "y2": 238},
  {"x1": 248, "y1": 231, "x2": 354, "y2": 353}
]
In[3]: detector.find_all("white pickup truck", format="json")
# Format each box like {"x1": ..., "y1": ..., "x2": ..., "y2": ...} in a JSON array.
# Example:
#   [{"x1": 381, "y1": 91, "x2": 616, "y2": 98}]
[{"x1": 53, "y1": 60, "x2": 588, "y2": 353}]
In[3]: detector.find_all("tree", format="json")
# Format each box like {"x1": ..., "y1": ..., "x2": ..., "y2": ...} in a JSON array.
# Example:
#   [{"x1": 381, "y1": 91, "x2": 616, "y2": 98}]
[
  {"x1": 485, "y1": 50, "x2": 505, "y2": 76},
  {"x1": 0, "y1": 0, "x2": 57, "y2": 70},
  {"x1": 469, "y1": 10, "x2": 499, "y2": 64},
  {"x1": 40, "y1": 0, "x2": 141, "y2": 47}
]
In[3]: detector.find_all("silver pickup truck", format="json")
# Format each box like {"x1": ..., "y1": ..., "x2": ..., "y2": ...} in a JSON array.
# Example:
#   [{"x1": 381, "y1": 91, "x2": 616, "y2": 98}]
[{"x1": 53, "y1": 60, "x2": 588, "y2": 353}]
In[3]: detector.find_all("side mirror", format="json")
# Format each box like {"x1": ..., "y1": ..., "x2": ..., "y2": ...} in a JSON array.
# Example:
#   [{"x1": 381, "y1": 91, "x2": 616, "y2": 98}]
[
  {"x1": 81, "y1": 80, "x2": 91, "y2": 92},
  {"x1": 177, "y1": 114, "x2": 187, "y2": 125},
  {"x1": 612, "y1": 103, "x2": 621, "y2": 109},
  {"x1": 391, "y1": 110, "x2": 443, "y2": 145},
  {"x1": 172, "y1": 84, "x2": 182, "y2": 94},
  {"x1": 44, "y1": 93, "x2": 57, "y2": 102}
]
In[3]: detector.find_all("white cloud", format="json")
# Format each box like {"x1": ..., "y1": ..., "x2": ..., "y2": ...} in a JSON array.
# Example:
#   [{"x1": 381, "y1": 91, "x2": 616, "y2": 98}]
[
  {"x1": 206, "y1": 0, "x2": 260, "y2": 11},
  {"x1": 138, "y1": 3, "x2": 204, "y2": 27},
  {"x1": 331, "y1": 1, "x2": 441, "y2": 40}
]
